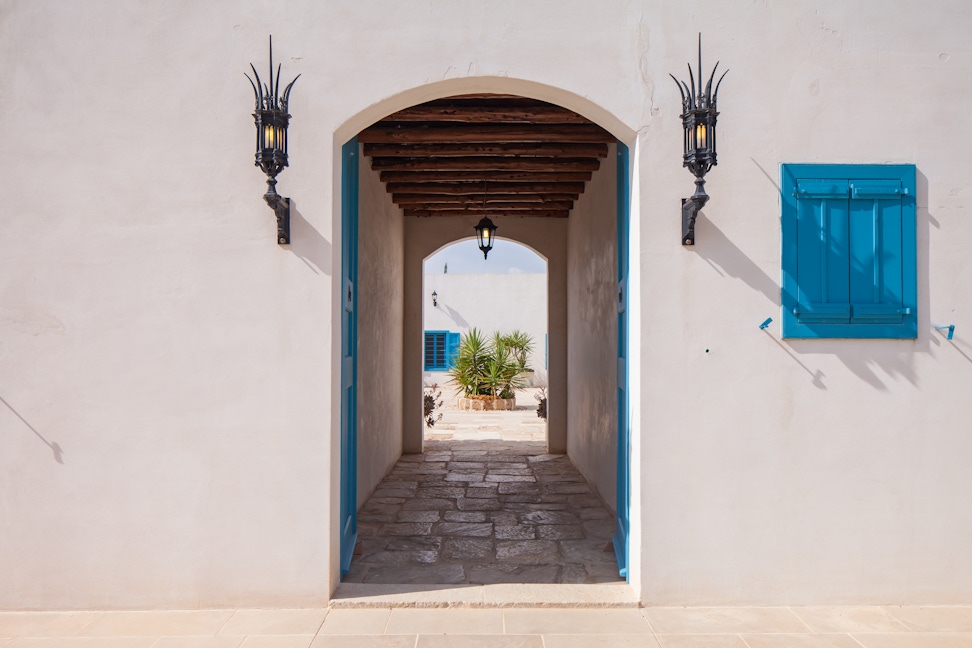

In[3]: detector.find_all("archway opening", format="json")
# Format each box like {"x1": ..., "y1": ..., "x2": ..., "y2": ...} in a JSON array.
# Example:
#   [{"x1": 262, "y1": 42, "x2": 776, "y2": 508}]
[
  {"x1": 422, "y1": 238, "x2": 548, "y2": 440},
  {"x1": 337, "y1": 91, "x2": 631, "y2": 594}
]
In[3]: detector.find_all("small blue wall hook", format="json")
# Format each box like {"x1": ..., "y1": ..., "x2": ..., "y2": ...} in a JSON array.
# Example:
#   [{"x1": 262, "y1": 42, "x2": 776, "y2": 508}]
[
  {"x1": 935, "y1": 324, "x2": 955, "y2": 340},
  {"x1": 759, "y1": 317, "x2": 773, "y2": 330}
]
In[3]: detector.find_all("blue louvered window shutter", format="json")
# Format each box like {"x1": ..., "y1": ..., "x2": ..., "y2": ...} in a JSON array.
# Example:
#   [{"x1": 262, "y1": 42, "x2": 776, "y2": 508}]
[
  {"x1": 782, "y1": 164, "x2": 917, "y2": 339},
  {"x1": 425, "y1": 331, "x2": 459, "y2": 371},
  {"x1": 446, "y1": 332, "x2": 460, "y2": 370}
]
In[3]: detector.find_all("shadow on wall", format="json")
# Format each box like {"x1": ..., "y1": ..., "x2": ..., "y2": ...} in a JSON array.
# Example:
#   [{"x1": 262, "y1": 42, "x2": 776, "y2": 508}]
[
  {"x1": 1, "y1": 395, "x2": 63, "y2": 464},
  {"x1": 288, "y1": 201, "x2": 332, "y2": 276},
  {"x1": 438, "y1": 303, "x2": 469, "y2": 330},
  {"x1": 694, "y1": 215, "x2": 781, "y2": 307}
]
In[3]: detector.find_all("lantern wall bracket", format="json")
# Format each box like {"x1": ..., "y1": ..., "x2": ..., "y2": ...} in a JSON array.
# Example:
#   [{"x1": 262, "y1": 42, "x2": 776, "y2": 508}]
[
  {"x1": 264, "y1": 179, "x2": 290, "y2": 245},
  {"x1": 681, "y1": 178, "x2": 709, "y2": 246}
]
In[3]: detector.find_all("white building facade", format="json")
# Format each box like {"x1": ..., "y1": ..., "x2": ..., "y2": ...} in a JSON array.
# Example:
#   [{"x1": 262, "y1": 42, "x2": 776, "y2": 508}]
[
  {"x1": 422, "y1": 270, "x2": 548, "y2": 390},
  {"x1": 1, "y1": 0, "x2": 970, "y2": 609}
]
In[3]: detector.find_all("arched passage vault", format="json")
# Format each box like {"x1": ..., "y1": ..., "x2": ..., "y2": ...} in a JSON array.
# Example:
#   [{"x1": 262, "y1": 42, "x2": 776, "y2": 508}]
[
  {"x1": 404, "y1": 217, "x2": 566, "y2": 453},
  {"x1": 332, "y1": 77, "x2": 640, "y2": 593}
]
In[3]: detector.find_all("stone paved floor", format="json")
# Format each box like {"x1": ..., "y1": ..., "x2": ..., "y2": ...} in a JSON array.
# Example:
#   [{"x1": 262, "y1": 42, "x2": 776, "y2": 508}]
[{"x1": 344, "y1": 398, "x2": 624, "y2": 586}]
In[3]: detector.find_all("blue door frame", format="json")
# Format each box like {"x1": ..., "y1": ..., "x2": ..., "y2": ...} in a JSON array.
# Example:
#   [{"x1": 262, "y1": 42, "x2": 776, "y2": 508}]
[
  {"x1": 339, "y1": 137, "x2": 359, "y2": 574},
  {"x1": 612, "y1": 141, "x2": 631, "y2": 580}
]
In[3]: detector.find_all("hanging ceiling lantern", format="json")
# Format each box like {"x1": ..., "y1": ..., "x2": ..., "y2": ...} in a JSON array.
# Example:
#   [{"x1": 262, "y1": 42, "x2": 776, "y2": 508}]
[
  {"x1": 473, "y1": 180, "x2": 497, "y2": 259},
  {"x1": 474, "y1": 216, "x2": 497, "y2": 259}
]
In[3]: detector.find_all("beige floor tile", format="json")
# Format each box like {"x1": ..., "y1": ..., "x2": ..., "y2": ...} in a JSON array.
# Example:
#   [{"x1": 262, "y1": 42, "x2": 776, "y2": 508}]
[
  {"x1": 150, "y1": 638, "x2": 244, "y2": 648},
  {"x1": 74, "y1": 611, "x2": 233, "y2": 637},
  {"x1": 330, "y1": 584, "x2": 484, "y2": 608},
  {"x1": 852, "y1": 634, "x2": 972, "y2": 648},
  {"x1": 503, "y1": 609, "x2": 652, "y2": 635},
  {"x1": 482, "y1": 584, "x2": 638, "y2": 608},
  {"x1": 318, "y1": 610, "x2": 391, "y2": 635},
  {"x1": 741, "y1": 635, "x2": 862, "y2": 648},
  {"x1": 790, "y1": 607, "x2": 910, "y2": 633},
  {"x1": 218, "y1": 609, "x2": 325, "y2": 636},
  {"x1": 238, "y1": 636, "x2": 315, "y2": 648},
  {"x1": 5, "y1": 640, "x2": 156, "y2": 648},
  {"x1": 0, "y1": 612, "x2": 101, "y2": 638},
  {"x1": 417, "y1": 636, "x2": 542, "y2": 647},
  {"x1": 655, "y1": 636, "x2": 747, "y2": 648},
  {"x1": 385, "y1": 609, "x2": 504, "y2": 635},
  {"x1": 309, "y1": 636, "x2": 416, "y2": 648},
  {"x1": 882, "y1": 607, "x2": 972, "y2": 632},
  {"x1": 642, "y1": 608, "x2": 808, "y2": 635},
  {"x1": 544, "y1": 635, "x2": 662, "y2": 647}
]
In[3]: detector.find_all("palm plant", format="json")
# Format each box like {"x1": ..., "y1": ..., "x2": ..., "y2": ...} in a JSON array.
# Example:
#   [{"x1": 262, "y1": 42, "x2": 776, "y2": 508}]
[
  {"x1": 448, "y1": 327, "x2": 490, "y2": 397},
  {"x1": 502, "y1": 329, "x2": 533, "y2": 371},
  {"x1": 448, "y1": 328, "x2": 534, "y2": 399}
]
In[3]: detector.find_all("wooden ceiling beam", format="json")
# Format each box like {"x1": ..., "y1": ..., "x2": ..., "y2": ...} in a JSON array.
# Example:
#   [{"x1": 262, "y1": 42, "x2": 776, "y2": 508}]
[
  {"x1": 405, "y1": 209, "x2": 570, "y2": 219},
  {"x1": 369, "y1": 157, "x2": 601, "y2": 172},
  {"x1": 364, "y1": 143, "x2": 608, "y2": 158},
  {"x1": 358, "y1": 123, "x2": 614, "y2": 144},
  {"x1": 379, "y1": 170, "x2": 592, "y2": 183},
  {"x1": 387, "y1": 182, "x2": 586, "y2": 195},
  {"x1": 384, "y1": 105, "x2": 589, "y2": 124},
  {"x1": 397, "y1": 201, "x2": 575, "y2": 211},
  {"x1": 392, "y1": 193, "x2": 580, "y2": 204}
]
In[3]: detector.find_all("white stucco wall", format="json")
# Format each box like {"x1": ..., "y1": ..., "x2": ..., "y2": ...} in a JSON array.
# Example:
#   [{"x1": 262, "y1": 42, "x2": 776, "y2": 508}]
[
  {"x1": 356, "y1": 152, "x2": 404, "y2": 506},
  {"x1": 567, "y1": 145, "x2": 619, "y2": 509},
  {"x1": 423, "y1": 270, "x2": 548, "y2": 394},
  {"x1": 1, "y1": 0, "x2": 970, "y2": 608}
]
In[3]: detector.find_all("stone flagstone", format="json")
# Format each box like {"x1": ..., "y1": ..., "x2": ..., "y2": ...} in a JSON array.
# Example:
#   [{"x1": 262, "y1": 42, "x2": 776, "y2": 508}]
[{"x1": 343, "y1": 404, "x2": 623, "y2": 586}]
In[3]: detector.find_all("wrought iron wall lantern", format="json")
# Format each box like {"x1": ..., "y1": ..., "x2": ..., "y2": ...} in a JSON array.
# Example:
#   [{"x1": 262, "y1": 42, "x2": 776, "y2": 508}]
[
  {"x1": 246, "y1": 36, "x2": 300, "y2": 244},
  {"x1": 473, "y1": 182, "x2": 498, "y2": 259},
  {"x1": 670, "y1": 35, "x2": 727, "y2": 245},
  {"x1": 432, "y1": 290, "x2": 438, "y2": 307}
]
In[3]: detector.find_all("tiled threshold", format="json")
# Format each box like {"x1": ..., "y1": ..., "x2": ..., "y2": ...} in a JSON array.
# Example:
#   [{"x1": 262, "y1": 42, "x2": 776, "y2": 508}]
[{"x1": 330, "y1": 581, "x2": 639, "y2": 608}]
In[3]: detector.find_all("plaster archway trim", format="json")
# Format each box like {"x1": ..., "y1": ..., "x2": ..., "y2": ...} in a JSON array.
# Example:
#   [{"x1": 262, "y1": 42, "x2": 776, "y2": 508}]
[
  {"x1": 332, "y1": 76, "x2": 638, "y2": 145},
  {"x1": 424, "y1": 235, "x2": 549, "y2": 266},
  {"x1": 418, "y1": 225, "x2": 553, "y2": 266}
]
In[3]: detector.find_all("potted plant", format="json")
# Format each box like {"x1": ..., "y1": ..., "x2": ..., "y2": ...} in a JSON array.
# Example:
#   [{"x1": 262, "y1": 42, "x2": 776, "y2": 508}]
[{"x1": 448, "y1": 328, "x2": 533, "y2": 410}]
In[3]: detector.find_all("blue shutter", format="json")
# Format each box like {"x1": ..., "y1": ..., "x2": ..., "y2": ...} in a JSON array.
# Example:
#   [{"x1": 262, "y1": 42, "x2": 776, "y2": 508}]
[
  {"x1": 782, "y1": 164, "x2": 916, "y2": 339},
  {"x1": 424, "y1": 331, "x2": 450, "y2": 371},
  {"x1": 446, "y1": 332, "x2": 460, "y2": 370},
  {"x1": 848, "y1": 180, "x2": 910, "y2": 324},
  {"x1": 792, "y1": 178, "x2": 851, "y2": 323}
]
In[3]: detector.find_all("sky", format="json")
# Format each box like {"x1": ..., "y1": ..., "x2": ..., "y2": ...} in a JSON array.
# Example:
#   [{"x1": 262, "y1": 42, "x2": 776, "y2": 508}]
[{"x1": 423, "y1": 239, "x2": 547, "y2": 274}]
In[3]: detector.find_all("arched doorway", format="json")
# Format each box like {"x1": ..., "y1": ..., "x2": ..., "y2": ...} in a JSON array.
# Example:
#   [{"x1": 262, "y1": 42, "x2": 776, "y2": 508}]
[
  {"x1": 333, "y1": 85, "x2": 636, "y2": 595},
  {"x1": 422, "y1": 238, "x2": 549, "y2": 441}
]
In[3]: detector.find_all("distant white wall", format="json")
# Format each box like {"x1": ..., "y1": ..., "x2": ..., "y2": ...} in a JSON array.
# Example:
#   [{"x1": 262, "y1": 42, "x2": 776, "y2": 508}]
[
  {"x1": 567, "y1": 145, "x2": 618, "y2": 509},
  {"x1": 423, "y1": 269, "x2": 548, "y2": 395},
  {"x1": 356, "y1": 152, "x2": 404, "y2": 506}
]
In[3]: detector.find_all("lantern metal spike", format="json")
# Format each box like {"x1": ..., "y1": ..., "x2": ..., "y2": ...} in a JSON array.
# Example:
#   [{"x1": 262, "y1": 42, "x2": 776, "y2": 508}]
[
  {"x1": 670, "y1": 34, "x2": 728, "y2": 245},
  {"x1": 246, "y1": 35, "x2": 300, "y2": 244}
]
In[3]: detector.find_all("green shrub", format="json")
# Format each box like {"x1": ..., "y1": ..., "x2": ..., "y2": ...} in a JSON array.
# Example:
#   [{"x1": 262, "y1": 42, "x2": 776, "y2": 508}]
[{"x1": 448, "y1": 328, "x2": 533, "y2": 399}]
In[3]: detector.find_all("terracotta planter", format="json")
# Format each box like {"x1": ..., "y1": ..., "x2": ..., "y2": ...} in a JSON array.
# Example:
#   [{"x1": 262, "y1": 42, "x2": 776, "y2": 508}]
[{"x1": 456, "y1": 397, "x2": 516, "y2": 411}]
